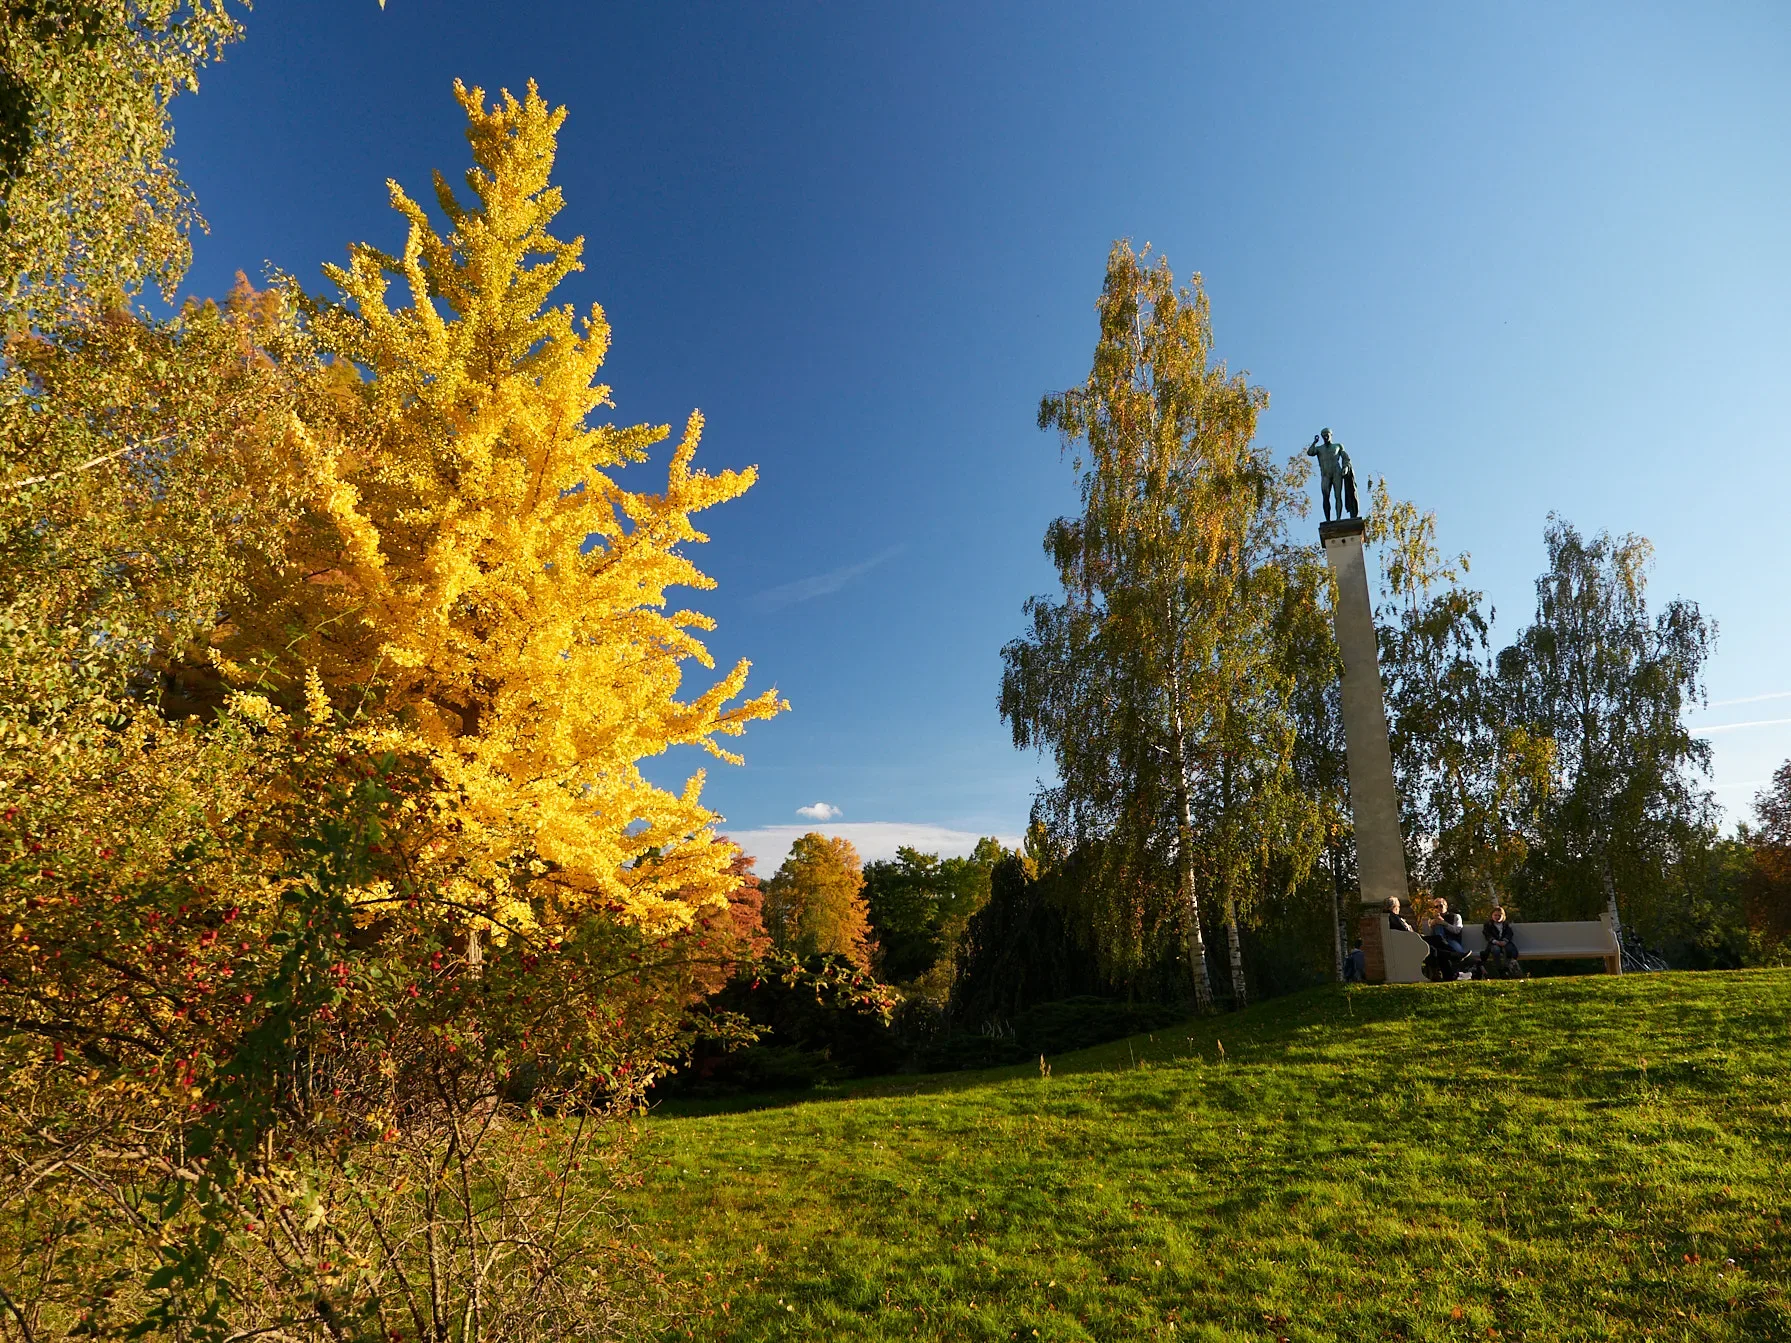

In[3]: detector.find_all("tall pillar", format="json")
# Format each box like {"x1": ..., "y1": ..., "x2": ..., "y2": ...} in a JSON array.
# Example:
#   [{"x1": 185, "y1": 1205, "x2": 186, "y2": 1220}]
[{"x1": 1320, "y1": 519, "x2": 1409, "y2": 943}]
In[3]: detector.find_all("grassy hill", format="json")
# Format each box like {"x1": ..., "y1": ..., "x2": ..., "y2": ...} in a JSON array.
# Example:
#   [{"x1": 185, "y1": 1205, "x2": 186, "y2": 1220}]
[{"x1": 631, "y1": 970, "x2": 1791, "y2": 1342}]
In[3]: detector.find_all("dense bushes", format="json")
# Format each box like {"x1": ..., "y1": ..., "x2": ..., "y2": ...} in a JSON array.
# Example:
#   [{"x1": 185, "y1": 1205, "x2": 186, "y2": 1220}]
[
  {"x1": 670, "y1": 953, "x2": 902, "y2": 1095},
  {"x1": 1, "y1": 707, "x2": 717, "y2": 1337}
]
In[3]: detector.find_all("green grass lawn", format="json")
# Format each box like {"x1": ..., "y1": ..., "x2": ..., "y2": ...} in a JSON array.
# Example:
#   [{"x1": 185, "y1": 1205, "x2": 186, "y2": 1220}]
[{"x1": 631, "y1": 970, "x2": 1791, "y2": 1342}]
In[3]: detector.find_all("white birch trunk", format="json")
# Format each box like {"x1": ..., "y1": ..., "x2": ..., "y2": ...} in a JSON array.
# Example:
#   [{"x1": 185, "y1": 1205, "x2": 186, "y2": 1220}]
[
  {"x1": 1225, "y1": 903, "x2": 1247, "y2": 1008},
  {"x1": 1169, "y1": 691, "x2": 1213, "y2": 1010}
]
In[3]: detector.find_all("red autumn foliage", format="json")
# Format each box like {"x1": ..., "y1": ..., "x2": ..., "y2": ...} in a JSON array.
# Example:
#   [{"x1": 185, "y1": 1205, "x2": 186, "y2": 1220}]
[{"x1": 685, "y1": 843, "x2": 771, "y2": 994}]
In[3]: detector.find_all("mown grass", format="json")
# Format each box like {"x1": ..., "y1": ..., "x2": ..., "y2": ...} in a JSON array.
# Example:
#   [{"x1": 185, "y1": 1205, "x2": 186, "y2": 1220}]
[{"x1": 630, "y1": 970, "x2": 1791, "y2": 1342}]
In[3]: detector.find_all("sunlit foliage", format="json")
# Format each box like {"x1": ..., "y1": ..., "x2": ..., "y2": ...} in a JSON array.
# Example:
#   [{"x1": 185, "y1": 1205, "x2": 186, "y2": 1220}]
[
  {"x1": 1498, "y1": 518, "x2": 1715, "y2": 933},
  {"x1": 1002, "y1": 242, "x2": 1333, "y2": 1007},
  {"x1": 1, "y1": 74, "x2": 774, "y2": 1339},
  {"x1": 0, "y1": 0, "x2": 243, "y2": 326},
  {"x1": 1365, "y1": 482, "x2": 1554, "y2": 915},
  {"x1": 222, "y1": 81, "x2": 785, "y2": 937},
  {"x1": 762, "y1": 833, "x2": 875, "y2": 969}
]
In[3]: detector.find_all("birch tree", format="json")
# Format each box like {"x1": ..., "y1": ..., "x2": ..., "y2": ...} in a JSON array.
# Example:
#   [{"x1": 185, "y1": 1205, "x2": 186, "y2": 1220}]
[
  {"x1": 1000, "y1": 242, "x2": 1329, "y2": 1007},
  {"x1": 1497, "y1": 517, "x2": 1714, "y2": 933},
  {"x1": 1368, "y1": 486, "x2": 1553, "y2": 916},
  {"x1": 0, "y1": 0, "x2": 243, "y2": 326}
]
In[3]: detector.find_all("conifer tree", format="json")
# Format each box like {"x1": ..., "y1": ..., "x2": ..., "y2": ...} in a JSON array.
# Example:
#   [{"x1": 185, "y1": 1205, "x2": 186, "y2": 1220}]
[{"x1": 224, "y1": 82, "x2": 784, "y2": 934}]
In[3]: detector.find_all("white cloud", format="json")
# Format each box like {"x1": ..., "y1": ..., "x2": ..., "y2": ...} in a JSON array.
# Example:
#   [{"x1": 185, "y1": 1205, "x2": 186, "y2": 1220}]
[
  {"x1": 749, "y1": 545, "x2": 904, "y2": 612},
  {"x1": 796, "y1": 801, "x2": 842, "y2": 821},
  {"x1": 728, "y1": 822, "x2": 1024, "y2": 870}
]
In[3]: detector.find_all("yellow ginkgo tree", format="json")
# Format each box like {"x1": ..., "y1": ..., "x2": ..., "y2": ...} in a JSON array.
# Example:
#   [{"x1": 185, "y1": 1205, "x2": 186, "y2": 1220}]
[{"x1": 226, "y1": 80, "x2": 784, "y2": 935}]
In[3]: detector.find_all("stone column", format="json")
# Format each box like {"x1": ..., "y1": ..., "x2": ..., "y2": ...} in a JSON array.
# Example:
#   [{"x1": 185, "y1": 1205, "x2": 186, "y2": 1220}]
[{"x1": 1320, "y1": 519, "x2": 1409, "y2": 973}]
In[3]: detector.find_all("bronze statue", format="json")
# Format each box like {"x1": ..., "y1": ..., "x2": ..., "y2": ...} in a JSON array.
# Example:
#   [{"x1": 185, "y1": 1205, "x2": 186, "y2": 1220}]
[{"x1": 1307, "y1": 428, "x2": 1358, "y2": 522}]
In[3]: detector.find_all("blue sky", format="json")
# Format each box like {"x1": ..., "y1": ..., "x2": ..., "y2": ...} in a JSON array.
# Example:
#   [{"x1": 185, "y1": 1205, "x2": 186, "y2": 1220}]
[{"x1": 172, "y1": 2, "x2": 1790, "y2": 867}]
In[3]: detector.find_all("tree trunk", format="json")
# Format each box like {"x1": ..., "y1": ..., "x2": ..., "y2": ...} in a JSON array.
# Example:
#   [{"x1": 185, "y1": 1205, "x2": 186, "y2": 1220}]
[
  {"x1": 1225, "y1": 901, "x2": 1247, "y2": 1008},
  {"x1": 1599, "y1": 851, "x2": 1622, "y2": 933},
  {"x1": 1596, "y1": 794, "x2": 1623, "y2": 934},
  {"x1": 1329, "y1": 844, "x2": 1345, "y2": 983},
  {"x1": 1170, "y1": 695, "x2": 1213, "y2": 1010}
]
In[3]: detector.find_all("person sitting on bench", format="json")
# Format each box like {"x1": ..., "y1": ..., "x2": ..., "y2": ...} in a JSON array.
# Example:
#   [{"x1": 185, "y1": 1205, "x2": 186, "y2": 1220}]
[
  {"x1": 1481, "y1": 905, "x2": 1520, "y2": 977},
  {"x1": 1386, "y1": 896, "x2": 1414, "y2": 933},
  {"x1": 1423, "y1": 899, "x2": 1473, "y2": 979}
]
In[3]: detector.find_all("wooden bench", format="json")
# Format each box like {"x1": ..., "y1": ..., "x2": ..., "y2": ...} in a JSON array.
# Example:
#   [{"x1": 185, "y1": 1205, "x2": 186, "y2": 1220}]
[{"x1": 1362, "y1": 912, "x2": 1621, "y2": 983}]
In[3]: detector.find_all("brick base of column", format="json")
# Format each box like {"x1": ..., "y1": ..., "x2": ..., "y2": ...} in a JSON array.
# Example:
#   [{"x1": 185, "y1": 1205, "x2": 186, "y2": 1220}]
[{"x1": 1358, "y1": 913, "x2": 1387, "y2": 984}]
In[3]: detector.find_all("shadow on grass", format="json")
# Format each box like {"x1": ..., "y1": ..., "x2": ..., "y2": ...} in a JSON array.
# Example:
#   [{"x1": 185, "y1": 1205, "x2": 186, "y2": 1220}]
[
  {"x1": 650, "y1": 980, "x2": 1463, "y2": 1118},
  {"x1": 650, "y1": 969, "x2": 1791, "y2": 1118}
]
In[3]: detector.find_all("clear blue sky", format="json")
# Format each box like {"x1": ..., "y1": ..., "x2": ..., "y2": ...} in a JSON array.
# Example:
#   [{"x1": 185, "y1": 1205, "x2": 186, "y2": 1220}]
[{"x1": 172, "y1": 2, "x2": 1791, "y2": 866}]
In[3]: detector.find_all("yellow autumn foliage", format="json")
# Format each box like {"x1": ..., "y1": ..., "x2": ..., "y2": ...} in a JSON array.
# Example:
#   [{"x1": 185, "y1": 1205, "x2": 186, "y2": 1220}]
[{"x1": 226, "y1": 81, "x2": 783, "y2": 933}]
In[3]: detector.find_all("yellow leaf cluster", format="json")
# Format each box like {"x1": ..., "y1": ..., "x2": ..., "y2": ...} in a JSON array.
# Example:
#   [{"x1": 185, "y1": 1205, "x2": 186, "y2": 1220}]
[{"x1": 225, "y1": 81, "x2": 784, "y2": 932}]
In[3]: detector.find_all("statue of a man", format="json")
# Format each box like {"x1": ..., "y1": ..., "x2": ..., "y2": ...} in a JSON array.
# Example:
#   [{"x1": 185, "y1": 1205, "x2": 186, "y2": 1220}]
[{"x1": 1307, "y1": 428, "x2": 1359, "y2": 522}]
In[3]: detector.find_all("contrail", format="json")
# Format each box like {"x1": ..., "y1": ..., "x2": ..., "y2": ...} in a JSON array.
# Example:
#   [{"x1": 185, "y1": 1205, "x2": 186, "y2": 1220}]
[
  {"x1": 750, "y1": 545, "x2": 905, "y2": 612},
  {"x1": 1691, "y1": 717, "x2": 1791, "y2": 735},
  {"x1": 1706, "y1": 690, "x2": 1791, "y2": 709}
]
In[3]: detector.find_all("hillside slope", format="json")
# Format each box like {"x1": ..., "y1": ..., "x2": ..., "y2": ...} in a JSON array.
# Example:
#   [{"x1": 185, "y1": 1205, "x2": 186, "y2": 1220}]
[{"x1": 635, "y1": 971, "x2": 1791, "y2": 1342}]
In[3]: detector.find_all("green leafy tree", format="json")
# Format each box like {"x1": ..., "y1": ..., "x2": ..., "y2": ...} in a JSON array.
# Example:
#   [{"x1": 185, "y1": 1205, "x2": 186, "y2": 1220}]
[
  {"x1": 0, "y1": 1, "x2": 272, "y2": 800},
  {"x1": 0, "y1": 0, "x2": 243, "y2": 326},
  {"x1": 861, "y1": 840, "x2": 1001, "y2": 983},
  {"x1": 1367, "y1": 485, "x2": 1552, "y2": 918},
  {"x1": 952, "y1": 849, "x2": 1105, "y2": 1027},
  {"x1": 762, "y1": 833, "x2": 876, "y2": 970},
  {"x1": 0, "y1": 3, "x2": 273, "y2": 746},
  {"x1": 1001, "y1": 242, "x2": 1331, "y2": 1007},
  {"x1": 1498, "y1": 517, "x2": 1716, "y2": 935},
  {"x1": 1, "y1": 279, "x2": 298, "y2": 726}
]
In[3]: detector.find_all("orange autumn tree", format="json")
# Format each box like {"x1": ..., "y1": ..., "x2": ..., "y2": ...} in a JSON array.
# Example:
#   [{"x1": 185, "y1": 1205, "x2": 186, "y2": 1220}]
[
  {"x1": 763, "y1": 833, "x2": 877, "y2": 969},
  {"x1": 223, "y1": 80, "x2": 783, "y2": 936}
]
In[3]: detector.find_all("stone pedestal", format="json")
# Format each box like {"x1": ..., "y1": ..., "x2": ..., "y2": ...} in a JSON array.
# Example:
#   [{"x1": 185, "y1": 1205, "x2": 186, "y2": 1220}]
[{"x1": 1321, "y1": 518, "x2": 1409, "y2": 979}]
